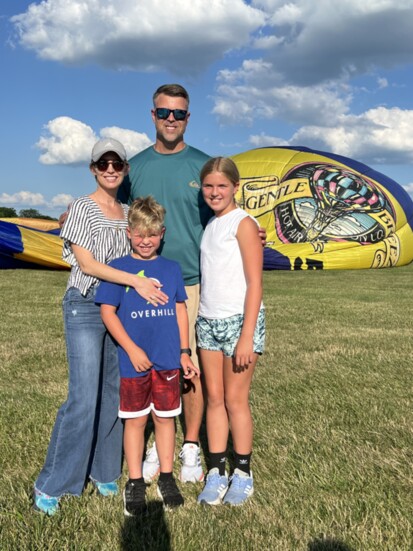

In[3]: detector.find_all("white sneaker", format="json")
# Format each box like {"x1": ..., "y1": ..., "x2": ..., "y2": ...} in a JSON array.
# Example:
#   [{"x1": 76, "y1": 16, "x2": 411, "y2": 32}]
[
  {"x1": 142, "y1": 442, "x2": 160, "y2": 483},
  {"x1": 179, "y1": 443, "x2": 204, "y2": 483}
]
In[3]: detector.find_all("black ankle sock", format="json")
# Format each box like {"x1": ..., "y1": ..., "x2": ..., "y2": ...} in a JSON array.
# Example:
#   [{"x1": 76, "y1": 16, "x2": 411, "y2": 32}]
[
  {"x1": 159, "y1": 472, "x2": 173, "y2": 482},
  {"x1": 234, "y1": 452, "x2": 251, "y2": 475},
  {"x1": 209, "y1": 452, "x2": 227, "y2": 476},
  {"x1": 128, "y1": 477, "x2": 144, "y2": 484}
]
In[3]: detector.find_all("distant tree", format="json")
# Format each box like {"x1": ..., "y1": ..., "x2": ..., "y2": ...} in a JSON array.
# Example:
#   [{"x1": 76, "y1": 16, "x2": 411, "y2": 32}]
[
  {"x1": 19, "y1": 208, "x2": 43, "y2": 218},
  {"x1": 0, "y1": 206, "x2": 18, "y2": 217},
  {"x1": 18, "y1": 208, "x2": 57, "y2": 221}
]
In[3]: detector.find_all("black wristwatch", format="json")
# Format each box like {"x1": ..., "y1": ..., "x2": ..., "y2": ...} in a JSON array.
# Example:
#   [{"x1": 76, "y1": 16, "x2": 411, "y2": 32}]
[{"x1": 180, "y1": 348, "x2": 192, "y2": 356}]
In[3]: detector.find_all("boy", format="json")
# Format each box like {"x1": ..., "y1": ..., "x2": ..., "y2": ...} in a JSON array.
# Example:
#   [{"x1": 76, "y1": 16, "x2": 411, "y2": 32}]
[{"x1": 95, "y1": 196, "x2": 199, "y2": 515}]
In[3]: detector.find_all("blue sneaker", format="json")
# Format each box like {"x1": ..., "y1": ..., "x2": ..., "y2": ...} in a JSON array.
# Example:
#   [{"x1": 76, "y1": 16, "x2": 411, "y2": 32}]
[
  {"x1": 33, "y1": 488, "x2": 59, "y2": 516},
  {"x1": 223, "y1": 469, "x2": 254, "y2": 506},
  {"x1": 197, "y1": 468, "x2": 228, "y2": 505},
  {"x1": 93, "y1": 480, "x2": 119, "y2": 496}
]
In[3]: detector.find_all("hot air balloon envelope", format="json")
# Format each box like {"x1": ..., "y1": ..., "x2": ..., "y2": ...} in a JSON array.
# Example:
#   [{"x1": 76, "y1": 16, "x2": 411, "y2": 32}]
[{"x1": 231, "y1": 147, "x2": 413, "y2": 270}]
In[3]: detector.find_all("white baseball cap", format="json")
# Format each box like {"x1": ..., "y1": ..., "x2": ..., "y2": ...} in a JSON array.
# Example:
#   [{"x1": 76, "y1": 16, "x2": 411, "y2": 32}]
[{"x1": 91, "y1": 138, "x2": 127, "y2": 162}]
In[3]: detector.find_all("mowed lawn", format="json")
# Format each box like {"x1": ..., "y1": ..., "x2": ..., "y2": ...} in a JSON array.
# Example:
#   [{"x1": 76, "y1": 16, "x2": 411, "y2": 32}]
[{"x1": 0, "y1": 266, "x2": 412, "y2": 551}]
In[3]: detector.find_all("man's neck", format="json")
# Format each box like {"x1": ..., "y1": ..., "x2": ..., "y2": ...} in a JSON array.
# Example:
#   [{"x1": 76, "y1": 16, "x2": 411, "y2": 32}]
[{"x1": 153, "y1": 138, "x2": 186, "y2": 155}]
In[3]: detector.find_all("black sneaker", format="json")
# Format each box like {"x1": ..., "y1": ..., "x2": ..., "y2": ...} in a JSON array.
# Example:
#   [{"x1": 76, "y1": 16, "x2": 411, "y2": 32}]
[
  {"x1": 123, "y1": 479, "x2": 147, "y2": 516},
  {"x1": 157, "y1": 476, "x2": 184, "y2": 509}
]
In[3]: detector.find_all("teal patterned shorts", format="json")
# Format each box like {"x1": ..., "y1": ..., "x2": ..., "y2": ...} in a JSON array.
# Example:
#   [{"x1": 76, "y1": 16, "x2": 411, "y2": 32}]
[{"x1": 196, "y1": 308, "x2": 265, "y2": 357}]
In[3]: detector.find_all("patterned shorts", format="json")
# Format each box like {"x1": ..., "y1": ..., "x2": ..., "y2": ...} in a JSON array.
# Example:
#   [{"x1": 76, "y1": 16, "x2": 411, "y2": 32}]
[
  {"x1": 196, "y1": 308, "x2": 265, "y2": 357},
  {"x1": 119, "y1": 369, "x2": 181, "y2": 419}
]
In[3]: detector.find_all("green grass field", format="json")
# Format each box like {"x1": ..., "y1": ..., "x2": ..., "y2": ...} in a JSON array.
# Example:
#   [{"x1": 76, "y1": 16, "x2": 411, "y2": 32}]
[{"x1": 0, "y1": 267, "x2": 412, "y2": 550}]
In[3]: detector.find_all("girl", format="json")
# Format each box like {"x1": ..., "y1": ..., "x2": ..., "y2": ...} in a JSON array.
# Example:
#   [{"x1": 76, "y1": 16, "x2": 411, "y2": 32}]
[
  {"x1": 196, "y1": 157, "x2": 265, "y2": 506},
  {"x1": 34, "y1": 138, "x2": 167, "y2": 515}
]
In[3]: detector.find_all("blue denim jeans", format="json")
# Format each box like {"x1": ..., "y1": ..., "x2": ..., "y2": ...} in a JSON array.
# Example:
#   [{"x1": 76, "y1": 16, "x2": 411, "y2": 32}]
[{"x1": 35, "y1": 286, "x2": 123, "y2": 498}]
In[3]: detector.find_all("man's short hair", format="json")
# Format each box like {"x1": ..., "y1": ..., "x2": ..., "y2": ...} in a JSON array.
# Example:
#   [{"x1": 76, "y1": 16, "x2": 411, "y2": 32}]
[{"x1": 153, "y1": 84, "x2": 190, "y2": 105}]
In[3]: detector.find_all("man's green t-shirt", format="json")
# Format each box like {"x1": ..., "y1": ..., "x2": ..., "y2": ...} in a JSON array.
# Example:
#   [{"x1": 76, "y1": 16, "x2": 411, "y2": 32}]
[{"x1": 118, "y1": 145, "x2": 212, "y2": 286}]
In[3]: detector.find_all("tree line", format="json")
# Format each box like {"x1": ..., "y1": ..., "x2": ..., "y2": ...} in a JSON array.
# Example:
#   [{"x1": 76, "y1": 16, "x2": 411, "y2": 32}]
[{"x1": 0, "y1": 206, "x2": 57, "y2": 221}]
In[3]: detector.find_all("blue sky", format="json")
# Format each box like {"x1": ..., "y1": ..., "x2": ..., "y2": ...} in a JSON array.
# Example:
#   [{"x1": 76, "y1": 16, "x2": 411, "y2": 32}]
[{"x1": 1, "y1": 0, "x2": 413, "y2": 218}]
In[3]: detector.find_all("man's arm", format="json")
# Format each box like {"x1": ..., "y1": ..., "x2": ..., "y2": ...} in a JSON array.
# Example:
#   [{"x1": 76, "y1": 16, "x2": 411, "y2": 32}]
[{"x1": 176, "y1": 301, "x2": 200, "y2": 379}]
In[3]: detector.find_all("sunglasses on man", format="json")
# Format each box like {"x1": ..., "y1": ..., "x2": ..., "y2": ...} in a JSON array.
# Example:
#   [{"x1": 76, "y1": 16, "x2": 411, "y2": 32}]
[{"x1": 154, "y1": 108, "x2": 188, "y2": 121}]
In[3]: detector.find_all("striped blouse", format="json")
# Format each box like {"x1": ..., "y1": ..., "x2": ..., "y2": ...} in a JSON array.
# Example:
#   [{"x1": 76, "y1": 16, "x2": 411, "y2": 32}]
[{"x1": 61, "y1": 195, "x2": 130, "y2": 296}]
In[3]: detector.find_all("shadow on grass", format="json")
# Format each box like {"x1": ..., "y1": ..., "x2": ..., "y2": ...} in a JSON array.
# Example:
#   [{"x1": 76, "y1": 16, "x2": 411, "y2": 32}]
[
  {"x1": 308, "y1": 538, "x2": 355, "y2": 551},
  {"x1": 120, "y1": 501, "x2": 170, "y2": 550}
]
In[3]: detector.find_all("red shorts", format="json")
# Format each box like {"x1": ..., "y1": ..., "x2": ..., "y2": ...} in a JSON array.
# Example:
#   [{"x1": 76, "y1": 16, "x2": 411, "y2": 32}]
[{"x1": 119, "y1": 369, "x2": 181, "y2": 419}]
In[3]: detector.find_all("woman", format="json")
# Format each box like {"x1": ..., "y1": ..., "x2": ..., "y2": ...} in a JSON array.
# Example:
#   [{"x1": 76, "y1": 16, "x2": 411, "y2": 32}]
[{"x1": 34, "y1": 138, "x2": 167, "y2": 515}]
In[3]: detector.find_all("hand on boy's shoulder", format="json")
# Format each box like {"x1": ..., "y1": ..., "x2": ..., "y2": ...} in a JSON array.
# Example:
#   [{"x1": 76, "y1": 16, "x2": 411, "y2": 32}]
[{"x1": 258, "y1": 225, "x2": 267, "y2": 246}]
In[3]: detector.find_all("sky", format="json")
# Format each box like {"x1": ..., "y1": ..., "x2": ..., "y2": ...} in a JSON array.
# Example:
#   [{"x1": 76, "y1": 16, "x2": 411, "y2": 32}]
[{"x1": 1, "y1": 0, "x2": 413, "y2": 218}]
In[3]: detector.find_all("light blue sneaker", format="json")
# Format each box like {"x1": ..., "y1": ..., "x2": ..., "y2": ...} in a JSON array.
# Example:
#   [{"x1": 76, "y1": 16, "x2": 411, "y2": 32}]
[
  {"x1": 33, "y1": 488, "x2": 59, "y2": 516},
  {"x1": 197, "y1": 468, "x2": 228, "y2": 505},
  {"x1": 223, "y1": 469, "x2": 254, "y2": 506},
  {"x1": 93, "y1": 480, "x2": 119, "y2": 496}
]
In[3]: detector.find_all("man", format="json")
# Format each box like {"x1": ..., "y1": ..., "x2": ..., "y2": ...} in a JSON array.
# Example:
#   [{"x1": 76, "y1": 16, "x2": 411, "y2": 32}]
[{"x1": 118, "y1": 84, "x2": 211, "y2": 482}]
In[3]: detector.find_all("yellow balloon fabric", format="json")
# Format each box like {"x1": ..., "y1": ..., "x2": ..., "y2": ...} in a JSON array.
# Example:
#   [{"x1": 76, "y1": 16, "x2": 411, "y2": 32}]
[
  {"x1": 0, "y1": 218, "x2": 69, "y2": 270},
  {"x1": 231, "y1": 147, "x2": 413, "y2": 270}
]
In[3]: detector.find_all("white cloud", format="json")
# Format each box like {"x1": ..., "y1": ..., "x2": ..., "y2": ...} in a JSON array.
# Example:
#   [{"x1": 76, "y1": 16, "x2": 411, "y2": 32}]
[
  {"x1": 249, "y1": 133, "x2": 288, "y2": 147},
  {"x1": 251, "y1": 0, "x2": 413, "y2": 85},
  {"x1": 290, "y1": 107, "x2": 413, "y2": 163},
  {"x1": 36, "y1": 117, "x2": 97, "y2": 164},
  {"x1": 50, "y1": 193, "x2": 75, "y2": 208},
  {"x1": 0, "y1": 191, "x2": 76, "y2": 218},
  {"x1": 377, "y1": 77, "x2": 388, "y2": 89},
  {"x1": 11, "y1": 0, "x2": 265, "y2": 75},
  {"x1": 402, "y1": 183, "x2": 413, "y2": 200},
  {"x1": 210, "y1": 2, "x2": 413, "y2": 164},
  {"x1": 245, "y1": 106, "x2": 413, "y2": 165},
  {"x1": 36, "y1": 116, "x2": 151, "y2": 164},
  {"x1": 0, "y1": 191, "x2": 47, "y2": 207},
  {"x1": 213, "y1": 59, "x2": 351, "y2": 126},
  {"x1": 99, "y1": 127, "x2": 152, "y2": 158}
]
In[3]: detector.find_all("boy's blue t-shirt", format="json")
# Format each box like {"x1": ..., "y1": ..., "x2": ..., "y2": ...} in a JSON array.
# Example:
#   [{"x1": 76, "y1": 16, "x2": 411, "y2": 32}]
[{"x1": 95, "y1": 255, "x2": 187, "y2": 378}]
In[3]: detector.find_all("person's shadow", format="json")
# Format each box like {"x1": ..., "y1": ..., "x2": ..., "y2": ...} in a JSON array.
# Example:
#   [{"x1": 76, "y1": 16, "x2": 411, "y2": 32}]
[
  {"x1": 307, "y1": 537, "x2": 355, "y2": 551},
  {"x1": 120, "y1": 500, "x2": 170, "y2": 551}
]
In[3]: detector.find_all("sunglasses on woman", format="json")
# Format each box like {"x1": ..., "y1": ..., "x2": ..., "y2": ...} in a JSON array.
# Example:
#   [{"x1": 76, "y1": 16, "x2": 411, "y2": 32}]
[{"x1": 94, "y1": 160, "x2": 126, "y2": 172}]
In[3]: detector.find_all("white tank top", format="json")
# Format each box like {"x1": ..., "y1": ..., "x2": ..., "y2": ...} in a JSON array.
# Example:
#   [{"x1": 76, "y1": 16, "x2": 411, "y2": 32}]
[{"x1": 199, "y1": 208, "x2": 260, "y2": 319}]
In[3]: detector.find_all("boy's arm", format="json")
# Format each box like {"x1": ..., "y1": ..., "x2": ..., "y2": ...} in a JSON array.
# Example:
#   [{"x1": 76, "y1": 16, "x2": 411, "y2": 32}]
[
  {"x1": 176, "y1": 301, "x2": 200, "y2": 379},
  {"x1": 100, "y1": 304, "x2": 153, "y2": 372},
  {"x1": 235, "y1": 217, "x2": 263, "y2": 367}
]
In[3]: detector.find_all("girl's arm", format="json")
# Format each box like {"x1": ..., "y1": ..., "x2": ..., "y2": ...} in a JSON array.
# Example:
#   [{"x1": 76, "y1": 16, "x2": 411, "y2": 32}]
[
  {"x1": 176, "y1": 301, "x2": 200, "y2": 379},
  {"x1": 100, "y1": 304, "x2": 153, "y2": 372},
  {"x1": 71, "y1": 243, "x2": 168, "y2": 305},
  {"x1": 235, "y1": 217, "x2": 263, "y2": 367}
]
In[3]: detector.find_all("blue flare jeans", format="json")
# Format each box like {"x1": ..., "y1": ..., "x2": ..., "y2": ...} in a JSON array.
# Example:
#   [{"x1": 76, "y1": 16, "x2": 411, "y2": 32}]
[{"x1": 35, "y1": 286, "x2": 123, "y2": 498}]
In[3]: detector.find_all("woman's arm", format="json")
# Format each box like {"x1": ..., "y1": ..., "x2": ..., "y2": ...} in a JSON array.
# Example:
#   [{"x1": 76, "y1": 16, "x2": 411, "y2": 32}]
[
  {"x1": 71, "y1": 243, "x2": 168, "y2": 305},
  {"x1": 100, "y1": 304, "x2": 153, "y2": 372},
  {"x1": 235, "y1": 217, "x2": 263, "y2": 367}
]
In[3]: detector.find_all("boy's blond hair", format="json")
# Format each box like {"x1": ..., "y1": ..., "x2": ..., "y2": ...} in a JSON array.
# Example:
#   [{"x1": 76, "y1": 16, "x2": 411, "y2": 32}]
[{"x1": 128, "y1": 196, "x2": 166, "y2": 234}]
